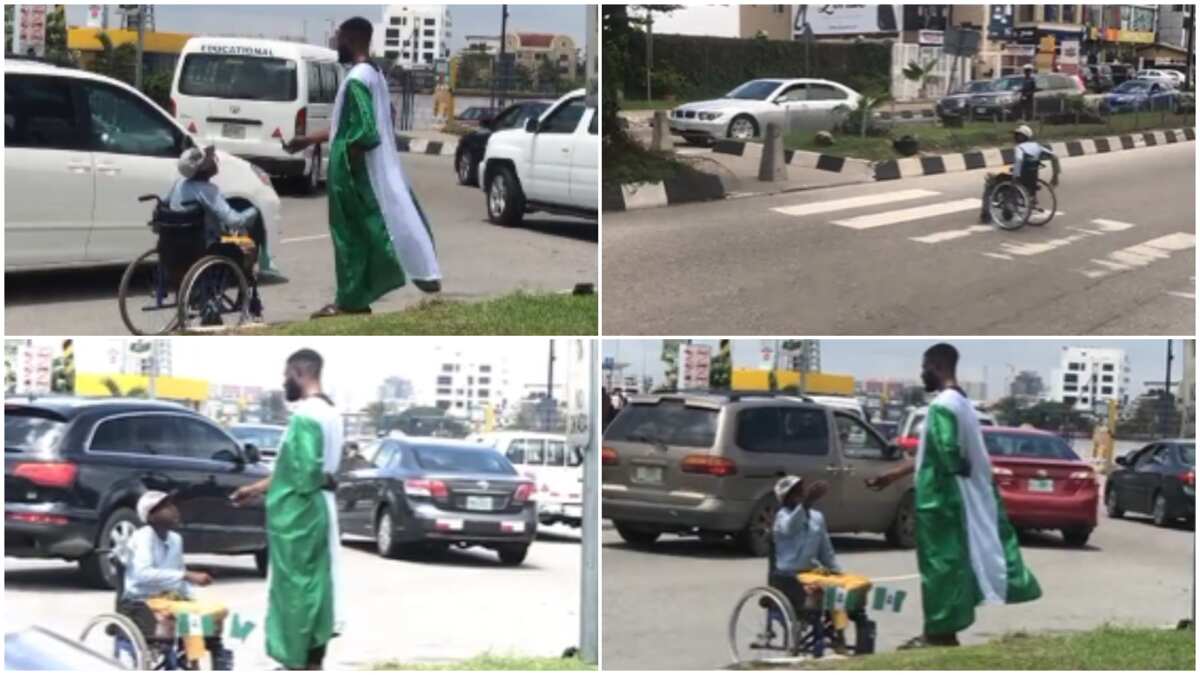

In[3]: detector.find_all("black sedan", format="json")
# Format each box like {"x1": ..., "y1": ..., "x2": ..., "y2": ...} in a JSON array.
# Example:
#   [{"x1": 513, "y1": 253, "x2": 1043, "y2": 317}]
[
  {"x1": 336, "y1": 437, "x2": 537, "y2": 565},
  {"x1": 1105, "y1": 439, "x2": 1194, "y2": 526},
  {"x1": 454, "y1": 99, "x2": 551, "y2": 186}
]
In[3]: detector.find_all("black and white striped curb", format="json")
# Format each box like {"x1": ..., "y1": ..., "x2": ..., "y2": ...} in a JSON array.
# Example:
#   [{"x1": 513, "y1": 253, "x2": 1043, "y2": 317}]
[
  {"x1": 602, "y1": 171, "x2": 726, "y2": 211},
  {"x1": 875, "y1": 108, "x2": 937, "y2": 121},
  {"x1": 873, "y1": 126, "x2": 1195, "y2": 180},
  {"x1": 394, "y1": 134, "x2": 459, "y2": 157},
  {"x1": 712, "y1": 139, "x2": 874, "y2": 178}
]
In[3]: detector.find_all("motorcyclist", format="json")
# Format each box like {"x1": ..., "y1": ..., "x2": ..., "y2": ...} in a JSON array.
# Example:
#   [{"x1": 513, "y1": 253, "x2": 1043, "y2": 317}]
[{"x1": 979, "y1": 124, "x2": 1061, "y2": 224}]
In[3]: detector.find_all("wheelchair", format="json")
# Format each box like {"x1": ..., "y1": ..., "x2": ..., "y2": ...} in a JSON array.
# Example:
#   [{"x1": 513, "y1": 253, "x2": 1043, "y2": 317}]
[
  {"x1": 77, "y1": 552, "x2": 230, "y2": 670},
  {"x1": 117, "y1": 194, "x2": 263, "y2": 335},
  {"x1": 726, "y1": 539, "x2": 876, "y2": 664}
]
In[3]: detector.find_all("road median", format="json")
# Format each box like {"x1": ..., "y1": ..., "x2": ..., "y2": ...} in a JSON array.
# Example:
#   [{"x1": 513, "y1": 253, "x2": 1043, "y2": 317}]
[
  {"x1": 236, "y1": 291, "x2": 596, "y2": 335},
  {"x1": 729, "y1": 625, "x2": 1194, "y2": 671}
]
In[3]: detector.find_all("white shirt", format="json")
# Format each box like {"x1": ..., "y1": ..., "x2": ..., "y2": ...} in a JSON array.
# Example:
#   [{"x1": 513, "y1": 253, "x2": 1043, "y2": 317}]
[
  {"x1": 166, "y1": 178, "x2": 258, "y2": 246},
  {"x1": 122, "y1": 525, "x2": 193, "y2": 601}
]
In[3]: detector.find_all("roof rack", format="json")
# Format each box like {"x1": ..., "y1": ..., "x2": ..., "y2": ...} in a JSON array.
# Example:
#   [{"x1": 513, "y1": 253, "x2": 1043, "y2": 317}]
[{"x1": 666, "y1": 388, "x2": 816, "y2": 403}]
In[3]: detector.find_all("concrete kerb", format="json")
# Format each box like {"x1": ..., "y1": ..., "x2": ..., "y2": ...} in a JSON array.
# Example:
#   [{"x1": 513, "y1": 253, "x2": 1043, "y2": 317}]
[
  {"x1": 872, "y1": 126, "x2": 1195, "y2": 181},
  {"x1": 394, "y1": 134, "x2": 458, "y2": 158},
  {"x1": 711, "y1": 139, "x2": 874, "y2": 179}
]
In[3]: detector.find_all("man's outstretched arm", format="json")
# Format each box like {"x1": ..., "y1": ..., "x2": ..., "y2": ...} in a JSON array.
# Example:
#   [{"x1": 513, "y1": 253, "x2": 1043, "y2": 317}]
[{"x1": 866, "y1": 458, "x2": 915, "y2": 490}]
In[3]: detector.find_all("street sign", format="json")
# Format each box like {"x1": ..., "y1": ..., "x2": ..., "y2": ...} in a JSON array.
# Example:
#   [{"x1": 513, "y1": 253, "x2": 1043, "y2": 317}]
[
  {"x1": 86, "y1": 5, "x2": 103, "y2": 28},
  {"x1": 17, "y1": 5, "x2": 49, "y2": 57},
  {"x1": 942, "y1": 27, "x2": 981, "y2": 57},
  {"x1": 678, "y1": 344, "x2": 712, "y2": 390}
]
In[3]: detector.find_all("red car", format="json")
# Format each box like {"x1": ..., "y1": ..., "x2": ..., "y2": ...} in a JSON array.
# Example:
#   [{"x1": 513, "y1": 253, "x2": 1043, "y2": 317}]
[{"x1": 982, "y1": 426, "x2": 1098, "y2": 547}]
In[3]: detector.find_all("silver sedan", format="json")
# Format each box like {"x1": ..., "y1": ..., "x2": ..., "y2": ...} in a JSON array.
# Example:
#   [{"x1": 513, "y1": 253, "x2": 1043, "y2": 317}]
[{"x1": 669, "y1": 78, "x2": 862, "y2": 144}]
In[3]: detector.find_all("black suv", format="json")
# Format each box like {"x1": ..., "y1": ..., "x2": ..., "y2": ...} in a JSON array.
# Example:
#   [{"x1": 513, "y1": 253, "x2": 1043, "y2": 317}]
[
  {"x1": 453, "y1": 100, "x2": 550, "y2": 186},
  {"x1": 5, "y1": 397, "x2": 271, "y2": 588}
]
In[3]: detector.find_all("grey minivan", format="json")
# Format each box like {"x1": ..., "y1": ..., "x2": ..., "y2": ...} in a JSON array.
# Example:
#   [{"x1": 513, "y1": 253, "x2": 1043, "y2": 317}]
[{"x1": 601, "y1": 392, "x2": 915, "y2": 555}]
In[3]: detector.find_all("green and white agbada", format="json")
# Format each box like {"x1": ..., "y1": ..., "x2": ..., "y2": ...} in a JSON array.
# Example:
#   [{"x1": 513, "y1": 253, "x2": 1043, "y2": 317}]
[
  {"x1": 915, "y1": 388, "x2": 1041, "y2": 636},
  {"x1": 264, "y1": 395, "x2": 345, "y2": 668},
  {"x1": 326, "y1": 61, "x2": 441, "y2": 310}
]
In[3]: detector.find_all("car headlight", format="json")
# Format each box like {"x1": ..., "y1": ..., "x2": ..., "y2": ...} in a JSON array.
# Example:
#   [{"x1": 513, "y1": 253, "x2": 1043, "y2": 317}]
[
  {"x1": 697, "y1": 111, "x2": 724, "y2": 121},
  {"x1": 249, "y1": 163, "x2": 272, "y2": 187}
]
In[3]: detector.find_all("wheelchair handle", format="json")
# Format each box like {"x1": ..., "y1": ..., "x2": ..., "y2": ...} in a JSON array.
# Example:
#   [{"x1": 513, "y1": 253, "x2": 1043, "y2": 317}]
[{"x1": 137, "y1": 194, "x2": 161, "y2": 204}]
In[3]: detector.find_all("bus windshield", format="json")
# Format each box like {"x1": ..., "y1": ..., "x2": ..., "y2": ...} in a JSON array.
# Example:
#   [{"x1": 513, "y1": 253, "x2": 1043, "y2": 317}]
[{"x1": 179, "y1": 53, "x2": 298, "y2": 102}]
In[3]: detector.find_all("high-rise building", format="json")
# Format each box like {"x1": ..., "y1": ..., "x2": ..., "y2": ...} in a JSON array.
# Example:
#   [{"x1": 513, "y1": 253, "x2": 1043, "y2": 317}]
[
  {"x1": 1051, "y1": 347, "x2": 1131, "y2": 412},
  {"x1": 375, "y1": 4, "x2": 452, "y2": 68},
  {"x1": 961, "y1": 381, "x2": 988, "y2": 402},
  {"x1": 1010, "y1": 370, "x2": 1045, "y2": 398}
]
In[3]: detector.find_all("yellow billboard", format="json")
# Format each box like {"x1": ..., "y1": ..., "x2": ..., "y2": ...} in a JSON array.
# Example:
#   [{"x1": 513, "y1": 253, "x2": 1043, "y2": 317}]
[
  {"x1": 731, "y1": 369, "x2": 855, "y2": 395},
  {"x1": 68, "y1": 27, "x2": 192, "y2": 54},
  {"x1": 75, "y1": 373, "x2": 210, "y2": 403}
]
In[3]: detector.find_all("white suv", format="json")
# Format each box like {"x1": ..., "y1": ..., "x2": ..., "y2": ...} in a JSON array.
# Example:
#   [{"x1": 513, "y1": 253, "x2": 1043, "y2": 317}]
[
  {"x1": 5, "y1": 59, "x2": 282, "y2": 272},
  {"x1": 480, "y1": 88, "x2": 598, "y2": 226}
]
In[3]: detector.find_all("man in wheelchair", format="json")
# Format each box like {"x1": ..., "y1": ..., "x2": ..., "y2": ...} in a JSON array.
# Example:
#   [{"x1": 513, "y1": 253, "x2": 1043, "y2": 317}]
[
  {"x1": 770, "y1": 476, "x2": 874, "y2": 655},
  {"x1": 171, "y1": 146, "x2": 264, "y2": 259},
  {"x1": 116, "y1": 491, "x2": 234, "y2": 670},
  {"x1": 978, "y1": 125, "x2": 1061, "y2": 224}
]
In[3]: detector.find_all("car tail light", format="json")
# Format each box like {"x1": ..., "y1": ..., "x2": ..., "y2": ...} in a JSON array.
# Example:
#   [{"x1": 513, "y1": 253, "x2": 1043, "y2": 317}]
[
  {"x1": 1181, "y1": 470, "x2": 1195, "y2": 487},
  {"x1": 168, "y1": 98, "x2": 176, "y2": 117},
  {"x1": 271, "y1": 127, "x2": 283, "y2": 139},
  {"x1": 295, "y1": 107, "x2": 308, "y2": 137},
  {"x1": 601, "y1": 446, "x2": 619, "y2": 466},
  {"x1": 405, "y1": 478, "x2": 448, "y2": 501},
  {"x1": 13, "y1": 462, "x2": 77, "y2": 488},
  {"x1": 187, "y1": 120, "x2": 198, "y2": 133},
  {"x1": 6, "y1": 512, "x2": 69, "y2": 526},
  {"x1": 681, "y1": 454, "x2": 737, "y2": 477},
  {"x1": 512, "y1": 482, "x2": 535, "y2": 504}
]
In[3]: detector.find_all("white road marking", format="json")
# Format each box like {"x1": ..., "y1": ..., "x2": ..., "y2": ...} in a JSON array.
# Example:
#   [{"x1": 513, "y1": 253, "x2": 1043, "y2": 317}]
[
  {"x1": 1089, "y1": 218, "x2": 1136, "y2": 232},
  {"x1": 281, "y1": 234, "x2": 330, "y2": 244},
  {"x1": 1167, "y1": 291, "x2": 1196, "y2": 299},
  {"x1": 911, "y1": 225, "x2": 992, "y2": 244},
  {"x1": 1078, "y1": 232, "x2": 1196, "y2": 278},
  {"x1": 771, "y1": 189, "x2": 940, "y2": 217},
  {"x1": 831, "y1": 198, "x2": 980, "y2": 230},
  {"x1": 995, "y1": 232, "x2": 1092, "y2": 257},
  {"x1": 983, "y1": 252, "x2": 1013, "y2": 260}
]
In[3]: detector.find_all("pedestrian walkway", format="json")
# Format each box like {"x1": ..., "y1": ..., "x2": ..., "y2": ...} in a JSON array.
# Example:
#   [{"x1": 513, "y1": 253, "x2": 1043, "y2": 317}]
[{"x1": 764, "y1": 188, "x2": 1195, "y2": 290}]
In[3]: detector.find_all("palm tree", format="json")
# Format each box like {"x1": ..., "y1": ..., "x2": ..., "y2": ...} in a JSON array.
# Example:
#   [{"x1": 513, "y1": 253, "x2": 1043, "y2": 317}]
[
  {"x1": 903, "y1": 58, "x2": 941, "y2": 100},
  {"x1": 100, "y1": 378, "x2": 147, "y2": 399}
]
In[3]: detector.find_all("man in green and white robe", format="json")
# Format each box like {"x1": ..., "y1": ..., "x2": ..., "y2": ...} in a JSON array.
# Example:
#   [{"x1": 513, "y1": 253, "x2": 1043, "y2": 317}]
[
  {"x1": 284, "y1": 17, "x2": 441, "y2": 318},
  {"x1": 868, "y1": 343, "x2": 1040, "y2": 648},
  {"x1": 232, "y1": 349, "x2": 344, "y2": 669}
]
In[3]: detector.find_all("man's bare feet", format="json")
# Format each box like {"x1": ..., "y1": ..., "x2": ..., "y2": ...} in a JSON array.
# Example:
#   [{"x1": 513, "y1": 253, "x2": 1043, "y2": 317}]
[{"x1": 309, "y1": 304, "x2": 371, "y2": 319}]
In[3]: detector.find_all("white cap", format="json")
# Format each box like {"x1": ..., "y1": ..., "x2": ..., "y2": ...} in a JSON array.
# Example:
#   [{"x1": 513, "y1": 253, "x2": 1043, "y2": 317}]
[
  {"x1": 774, "y1": 475, "x2": 804, "y2": 503},
  {"x1": 177, "y1": 147, "x2": 206, "y2": 178},
  {"x1": 1014, "y1": 124, "x2": 1034, "y2": 139},
  {"x1": 137, "y1": 490, "x2": 172, "y2": 523}
]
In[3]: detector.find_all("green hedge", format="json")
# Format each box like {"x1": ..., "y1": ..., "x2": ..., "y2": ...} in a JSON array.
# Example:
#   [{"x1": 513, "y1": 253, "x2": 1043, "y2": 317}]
[{"x1": 622, "y1": 33, "x2": 892, "y2": 101}]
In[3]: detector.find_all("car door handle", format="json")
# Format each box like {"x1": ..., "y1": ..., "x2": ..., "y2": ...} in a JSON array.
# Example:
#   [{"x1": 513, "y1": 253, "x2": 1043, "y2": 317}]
[
  {"x1": 95, "y1": 163, "x2": 121, "y2": 175},
  {"x1": 66, "y1": 161, "x2": 92, "y2": 173}
]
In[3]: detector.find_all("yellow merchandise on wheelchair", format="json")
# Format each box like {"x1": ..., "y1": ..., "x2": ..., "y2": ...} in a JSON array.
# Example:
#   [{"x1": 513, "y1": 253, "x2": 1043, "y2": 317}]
[
  {"x1": 795, "y1": 570, "x2": 873, "y2": 631},
  {"x1": 143, "y1": 595, "x2": 229, "y2": 664}
]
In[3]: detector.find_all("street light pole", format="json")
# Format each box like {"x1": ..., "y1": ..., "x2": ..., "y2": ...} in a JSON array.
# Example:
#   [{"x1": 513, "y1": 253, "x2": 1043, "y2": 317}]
[
  {"x1": 1163, "y1": 340, "x2": 1174, "y2": 437},
  {"x1": 646, "y1": 12, "x2": 653, "y2": 103},
  {"x1": 579, "y1": 340, "x2": 599, "y2": 664},
  {"x1": 134, "y1": 5, "x2": 145, "y2": 90}
]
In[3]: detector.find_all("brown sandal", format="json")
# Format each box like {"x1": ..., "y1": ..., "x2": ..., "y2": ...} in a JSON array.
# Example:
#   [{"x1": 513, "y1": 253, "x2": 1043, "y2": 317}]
[{"x1": 309, "y1": 304, "x2": 371, "y2": 319}]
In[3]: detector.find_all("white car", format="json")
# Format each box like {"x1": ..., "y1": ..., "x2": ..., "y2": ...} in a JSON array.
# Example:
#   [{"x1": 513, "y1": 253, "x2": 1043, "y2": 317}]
[
  {"x1": 1135, "y1": 69, "x2": 1183, "y2": 88},
  {"x1": 669, "y1": 78, "x2": 862, "y2": 143},
  {"x1": 172, "y1": 37, "x2": 341, "y2": 194},
  {"x1": 480, "y1": 88, "x2": 598, "y2": 227},
  {"x1": 5, "y1": 59, "x2": 282, "y2": 272},
  {"x1": 468, "y1": 431, "x2": 583, "y2": 527},
  {"x1": 896, "y1": 405, "x2": 997, "y2": 453}
]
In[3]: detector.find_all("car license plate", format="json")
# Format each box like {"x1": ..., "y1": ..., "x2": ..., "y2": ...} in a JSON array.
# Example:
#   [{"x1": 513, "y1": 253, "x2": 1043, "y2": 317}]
[
  {"x1": 465, "y1": 496, "x2": 494, "y2": 511},
  {"x1": 975, "y1": 107, "x2": 988, "y2": 115},
  {"x1": 1028, "y1": 478, "x2": 1054, "y2": 493},
  {"x1": 222, "y1": 123, "x2": 245, "y2": 139},
  {"x1": 633, "y1": 465, "x2": 664, "y2": 484}
]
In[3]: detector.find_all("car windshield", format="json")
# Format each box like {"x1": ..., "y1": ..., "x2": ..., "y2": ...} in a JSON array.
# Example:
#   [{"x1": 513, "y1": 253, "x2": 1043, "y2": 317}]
[
  {"x1": 1181, "y1": 443, "x2": 1195, "y2": 466},
  {"x1": 231, "y1": 426, "x2": 285, "y2": 450},
  {"x1": 605, "y1": 400, "x2": 718, "y2": 448},
  {"x1": 957, "y1": 81, "x2": 995, "y2": 94},
  {"x1": 983, "y1": 431, "x2": 1081, "y2": 461},
  {"x1": 179, "y1": 54, "x2": 298, "y2": 101},
  {"x1": 725, "y1": 80, "x2": 782, "y2": 100},
  {"x1": 414, "y1": 446, "x2": 517, "y2": 474},
  {"x1": 1115, "y1": 81, "x2": 1152, "y2": 92},
  {"x1": 995, "y1": 77, "x2": 1024, "y2": 91},
  {"x1": 5, "y1": 411, "x2": 67, "y2": 454}
]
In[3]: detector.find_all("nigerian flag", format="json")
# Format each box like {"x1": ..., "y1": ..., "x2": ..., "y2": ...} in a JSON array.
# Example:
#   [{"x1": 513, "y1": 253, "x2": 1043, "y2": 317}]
[
  {"x1": 872, "y1": 586, "x2": 907, "y2": 613},
  {"x1": 176, "y1": 612, "x2": 215, "y2": 637},
  {"x1": 915, "y1": 388, "x2": 1041, "y2": 636}
]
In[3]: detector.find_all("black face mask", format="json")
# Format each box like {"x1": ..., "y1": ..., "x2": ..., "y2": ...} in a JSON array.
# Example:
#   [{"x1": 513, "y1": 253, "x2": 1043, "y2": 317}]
[
  {"x1": 921, "y1": 370, "x2": 941, "y2": 393},
  {"x1": 284, "y1": 377, "x2": 303, "y2": 402},
  {"x1": 337, "y1": 44, "x2": 354, "y2": 65}
]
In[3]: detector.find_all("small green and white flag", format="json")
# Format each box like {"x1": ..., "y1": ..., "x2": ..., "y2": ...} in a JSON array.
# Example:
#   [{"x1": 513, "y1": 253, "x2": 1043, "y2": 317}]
[
  {"x1": 872, "y1": 586, "x2": 907, "y2": 613},
  {"x1": 176, "y1": 612, "x2": 215, "y2": 637},
  {"x1": 224, "y1": 613, "x2": 256, "y2": 643},
  {"x1": 822, "y1": 586, "x2": 850, "y2": 611}
]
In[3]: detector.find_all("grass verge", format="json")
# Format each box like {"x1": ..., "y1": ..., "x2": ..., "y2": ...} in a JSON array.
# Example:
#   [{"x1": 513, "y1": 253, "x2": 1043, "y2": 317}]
[
  {"x1": 603, "y1": 133, "x2": 703, "y2": 188},
  {"x1": 246, "y1": 292, "x2": 596, "y2": 336},
  {"x1": 750, "y1": 625, "x2": 1194, "y2": 671},
  {"x1": 370, "y1": 654, "x2": 595, "y2": 670},
  {"x1": 786, "y1": 112, "x2": 1196, "y2": 162}
]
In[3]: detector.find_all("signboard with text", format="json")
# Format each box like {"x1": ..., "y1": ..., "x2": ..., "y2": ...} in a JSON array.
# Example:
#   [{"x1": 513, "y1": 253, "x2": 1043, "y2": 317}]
[
  {"x1": 793, "y1": 5, "x2": 900, "y2": 37},
  {"x1": 678, "y1": 344, "x2": 712, "y2": 390},
  {"x1": 988, "y1": 4, "x2": 1014, "y2": 40},
  {"x1": 17, "y1": 5, "x2": 49, "y2": 56}
]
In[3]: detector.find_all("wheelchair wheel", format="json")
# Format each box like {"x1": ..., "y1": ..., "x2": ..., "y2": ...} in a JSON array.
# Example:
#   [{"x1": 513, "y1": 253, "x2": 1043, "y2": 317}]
[
  {"x1": 728, "y1": 586, "x2": 798, "y2": 665},
  {"x1": 118, "y1": 248, "x2": 181, "y2": 336},
  {"x1": 988, "y1": 181, "x2": 1032, "y2": 231},
  {"x1": 177, "y1": 255, "x2": 250, "y2": 332},
  {"x1": 1027, "y1": 179, "x2": 1057, "y2": 227},
  {"x1": 79, "y1": 612, "x2": 149, "y2": 670}
]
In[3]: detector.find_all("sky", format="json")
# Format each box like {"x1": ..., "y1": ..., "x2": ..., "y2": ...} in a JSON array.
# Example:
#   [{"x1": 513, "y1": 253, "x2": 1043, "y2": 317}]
[
  {"x1": 602, "y1": 339, "x2": 1189, "y2": 399},
  {"x1": 64, "y1": 3, "x2": 589, "y2": 53}
]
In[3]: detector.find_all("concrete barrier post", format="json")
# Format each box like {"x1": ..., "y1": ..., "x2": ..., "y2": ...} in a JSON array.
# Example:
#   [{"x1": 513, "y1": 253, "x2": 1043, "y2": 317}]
[
  {"x1": 651, "y1": 110, "x2": 670, "y2": 152},
  {"x1": 758, "y1": 122, "x2": 787, "y2": 182}
]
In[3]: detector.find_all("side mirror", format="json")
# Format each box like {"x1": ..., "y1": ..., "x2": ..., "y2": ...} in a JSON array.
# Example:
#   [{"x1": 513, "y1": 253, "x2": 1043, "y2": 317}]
[
  {"x1": 213, "y1": 449, "x2": 244, "y2": 465},
  {"x1": 1114, "y1": 454, "x2": 1129, "y2": 467},
  {"x1": 524, "y1": 117, "x2": 539, "y2": 133},
  {"x1": 242, "y1": 443, "x2": 261, "y2": 464},
  {"x1": 882, "y1": 443, "x2": 899, "y2": 460}
]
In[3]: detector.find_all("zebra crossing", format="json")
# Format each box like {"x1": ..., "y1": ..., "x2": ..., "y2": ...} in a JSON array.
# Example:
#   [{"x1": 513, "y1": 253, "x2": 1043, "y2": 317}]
[{"x1": 767, "y1": 188, "x2": 1195, "y2": 282}]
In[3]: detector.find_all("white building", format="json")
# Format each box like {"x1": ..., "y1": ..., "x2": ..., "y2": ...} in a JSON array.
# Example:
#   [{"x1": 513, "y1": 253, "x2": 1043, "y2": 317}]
[
  {"x1": 375, "y1": 4, "x2": 452, "y2": 68},
  {"x1": 1051, "y1": 347, "x2": 1131, "y2": 413}
]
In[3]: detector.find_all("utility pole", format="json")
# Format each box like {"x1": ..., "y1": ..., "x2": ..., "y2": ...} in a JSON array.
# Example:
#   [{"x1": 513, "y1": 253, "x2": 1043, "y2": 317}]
[
  {"x1": 584, "y1": 3, "x2": 597, "y2": 109},
  {"x1": 1186, "y1": 5, "x2": 1195, "y2": 91},
  {"x1": 646, "y1": 11, "x2": 654, "y2": 103},
  {"x1": 134, "y1": 5, "x2": 145, "y2": 90},
  {"x1": 547, "y1": 339, "x2": 556, "y2": 429},
  {"x1": 496, "y1": 4, "x2": 509, "y2": 108},
  {"x1": 1163, "y1": 340, "x2": 1174, "y2": 437},
  {"x1": 579, "y1": 340, "x2": 599, "y2": 665},
  {"x1": 147, "y1": 340, "x2": 159, "y2": 399}
]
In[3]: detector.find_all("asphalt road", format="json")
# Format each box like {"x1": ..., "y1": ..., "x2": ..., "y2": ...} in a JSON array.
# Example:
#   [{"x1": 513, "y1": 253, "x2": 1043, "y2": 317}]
[
  {"x1": 600, "y1": 506, "x2": 1194, "y2": 670},
  {"x1": 5, "y1": 153, "x2": 597, "y2": 335},
  {"x1": 603, "y1": 141, "x2": 1195, "y2": 335},
  {"x1": 4, "y1": 524, "x2": 583, "y2": 669}
]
